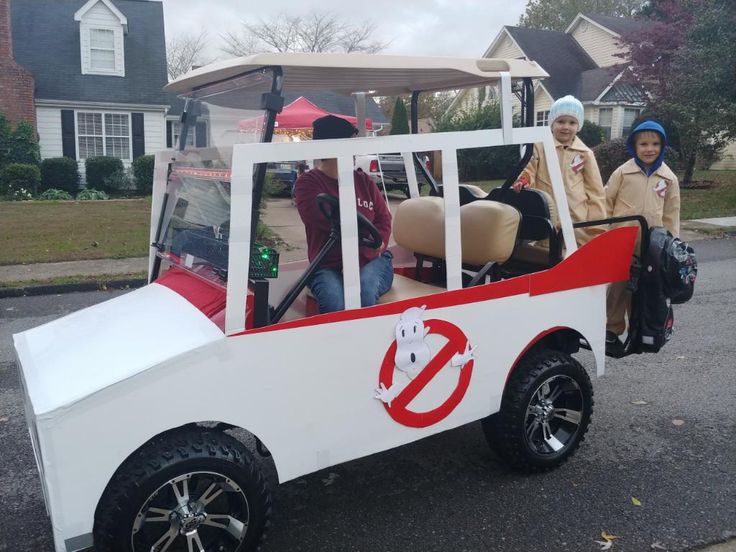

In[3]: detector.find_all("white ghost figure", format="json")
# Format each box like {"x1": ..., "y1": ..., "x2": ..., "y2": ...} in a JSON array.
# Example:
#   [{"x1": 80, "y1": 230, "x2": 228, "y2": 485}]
[
  {"x1": 374, "y1": 306, "x2": 430, "y2": 406},
  {"x1": 374, "y1": 306, "x2": 476, "y2": 406},
  {"x1": 393, "y1": 305, "x2": 431, "y2": 379}
]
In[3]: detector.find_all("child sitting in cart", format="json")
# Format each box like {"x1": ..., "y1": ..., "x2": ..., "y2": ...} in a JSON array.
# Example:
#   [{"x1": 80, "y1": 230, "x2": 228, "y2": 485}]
[
  {"x1": 294, "y1": 115, "x2": 394, "y2": 313},
  {"x1": 512, "y1": 95, "x2": 606, "y2": 245},
  {"x1": 605, "y1": 120, "x2": 681, "y2": 353}
]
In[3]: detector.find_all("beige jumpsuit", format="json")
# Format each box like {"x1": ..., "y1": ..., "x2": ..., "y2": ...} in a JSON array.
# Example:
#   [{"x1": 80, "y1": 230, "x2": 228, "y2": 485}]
[
  {"x1": 520, "y1": 137, "x2": 607, "y2": 245},
  {"x1": 605, "y1": 158, "x2": 681, "y2": 335}
]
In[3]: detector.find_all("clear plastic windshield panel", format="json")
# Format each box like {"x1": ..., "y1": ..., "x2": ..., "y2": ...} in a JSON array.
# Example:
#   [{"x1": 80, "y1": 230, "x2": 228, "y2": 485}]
[
  {"x1": 158, "y1": 71, "x2": 276, "y2": 287},
  {"x1": 159, "y1": 171, "x2": 232, "y2": 287}
]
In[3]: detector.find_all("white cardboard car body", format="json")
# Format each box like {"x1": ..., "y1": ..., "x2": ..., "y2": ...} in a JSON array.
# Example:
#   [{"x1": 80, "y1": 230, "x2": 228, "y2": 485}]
[{"x1": 13, "y1": 53, "x2": 636, "y2": 551}]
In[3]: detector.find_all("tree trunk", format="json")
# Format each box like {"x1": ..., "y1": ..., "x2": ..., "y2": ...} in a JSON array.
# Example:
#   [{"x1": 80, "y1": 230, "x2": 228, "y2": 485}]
[{"x1": 683, "y1": 152, "x2": 697, "y2": 184}]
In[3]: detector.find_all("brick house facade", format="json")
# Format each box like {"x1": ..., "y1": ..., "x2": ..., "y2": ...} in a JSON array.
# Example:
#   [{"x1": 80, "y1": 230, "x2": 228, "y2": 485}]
[{"x1": 0, "y1": 0, "x2": 35, "y2": 127}]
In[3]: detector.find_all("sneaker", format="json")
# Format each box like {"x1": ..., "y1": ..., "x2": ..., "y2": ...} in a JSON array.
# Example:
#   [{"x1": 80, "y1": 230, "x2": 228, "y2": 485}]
[{"x1": 605, "y1": 330, "x2": 625, "y2": 357}]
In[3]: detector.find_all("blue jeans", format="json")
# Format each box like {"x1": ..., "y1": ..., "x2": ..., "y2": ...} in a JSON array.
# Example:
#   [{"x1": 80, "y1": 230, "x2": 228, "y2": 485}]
[{"x1": 308, "y1": 251, "x2": 394, "y2": 313}]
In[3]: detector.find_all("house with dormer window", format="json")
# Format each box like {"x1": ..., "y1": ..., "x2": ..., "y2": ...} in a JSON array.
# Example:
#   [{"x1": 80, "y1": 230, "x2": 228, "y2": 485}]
[
  {"x1": 3, "y1": 0, "x2": 171, "y2": 177},
  {"x1": 450, "y1": 13, "x2": 649, "y2": 141}
]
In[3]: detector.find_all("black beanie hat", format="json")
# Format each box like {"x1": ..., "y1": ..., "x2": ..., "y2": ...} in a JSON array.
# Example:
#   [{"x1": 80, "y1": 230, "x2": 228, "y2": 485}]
[{"x1": 312, "y1": 115, "x2": 358, "y2": 140}]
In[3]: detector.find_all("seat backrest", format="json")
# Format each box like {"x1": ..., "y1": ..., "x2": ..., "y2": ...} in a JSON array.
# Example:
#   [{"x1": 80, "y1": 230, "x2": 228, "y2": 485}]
[
  {"x1": 488, "y1": 187, "x2": 560, "y2": 229},
  {"x1": 394, "y1": 196, "x2": 521, "y2": 265}
]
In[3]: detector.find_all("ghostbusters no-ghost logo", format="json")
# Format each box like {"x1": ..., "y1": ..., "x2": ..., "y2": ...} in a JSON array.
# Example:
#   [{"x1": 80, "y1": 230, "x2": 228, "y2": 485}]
[{"x1": 374, "y1": 306, "x2": 475, "y2": 428}]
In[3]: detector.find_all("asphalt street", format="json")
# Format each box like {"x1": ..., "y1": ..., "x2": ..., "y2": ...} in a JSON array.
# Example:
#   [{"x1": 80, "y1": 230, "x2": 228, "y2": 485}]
[{"x1": 1, "y1": 238, "x2": 734, "y2": 552}]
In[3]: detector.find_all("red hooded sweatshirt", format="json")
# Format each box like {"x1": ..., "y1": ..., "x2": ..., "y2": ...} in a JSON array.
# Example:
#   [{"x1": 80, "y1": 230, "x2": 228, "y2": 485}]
[{"x1": 294, "y1": 168, "x2": 392, "y2": 271}]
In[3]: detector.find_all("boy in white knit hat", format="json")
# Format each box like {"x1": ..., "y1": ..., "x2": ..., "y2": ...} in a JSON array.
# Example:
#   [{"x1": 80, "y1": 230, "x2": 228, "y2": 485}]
[{"x1": 513, "y1": 95, "x2": 606, "y2": 245}]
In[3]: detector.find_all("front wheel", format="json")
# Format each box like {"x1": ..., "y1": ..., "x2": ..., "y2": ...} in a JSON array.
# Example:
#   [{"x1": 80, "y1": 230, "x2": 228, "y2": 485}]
[
  {"x1": 93, "y1": 429, "x2": 271, "y2": 552},
  {"x1": 482, "y1": 349, "x2": 593, "y2": 472}
]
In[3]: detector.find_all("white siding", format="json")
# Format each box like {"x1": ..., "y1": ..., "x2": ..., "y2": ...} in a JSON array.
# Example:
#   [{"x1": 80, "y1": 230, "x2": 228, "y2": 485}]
[
  {"x1": 583, "y1": 106, "x2": 596, "y2": 122},
  {"x1": 36, "y1": 107, "x2": 64, "y2": 160},
  {"x1": 35, "y1": 107, "x2": 166, "y2": 181},
  {"x1": 710, "y1": 141, "x2": 736, "y2": 170},
  {"x1": 570, "y1": 20, "x2": 624, "y2": 68},
  {"x1": 595, "y1": 106, "x2": 624, "y2": 139},
  {"x1": 79, "y1": 2, "x2": 125, "y2": 77},
  {"x1": 534, "y1": 87, "x2": 553, "y2": 112},
  {"x1": 491, "y1": 34, "x2": 524, "y2": 59},
  {"x1": 144, "y1": 111, "x2": 166, "y2": 155}
]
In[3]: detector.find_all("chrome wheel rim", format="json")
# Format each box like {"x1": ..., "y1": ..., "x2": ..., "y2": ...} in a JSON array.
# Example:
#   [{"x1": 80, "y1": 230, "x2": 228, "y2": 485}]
[
  {"x1": 131, "y1": 471, "x2": 249, "y2": 552},
  {"x1": 524, "y1": 374, "x2": 584, "y2": 455}
]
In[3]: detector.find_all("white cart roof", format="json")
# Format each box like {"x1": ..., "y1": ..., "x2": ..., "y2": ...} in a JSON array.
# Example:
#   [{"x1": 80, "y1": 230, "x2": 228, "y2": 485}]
[{"x1": 165, "y1": 52, "x2": 549, "y2": 96}]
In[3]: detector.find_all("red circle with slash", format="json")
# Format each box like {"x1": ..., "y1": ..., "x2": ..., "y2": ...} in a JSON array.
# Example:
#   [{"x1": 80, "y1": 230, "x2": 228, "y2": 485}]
[{"x1": 379, "y1": 319, "x2": 473, "y2": 428}]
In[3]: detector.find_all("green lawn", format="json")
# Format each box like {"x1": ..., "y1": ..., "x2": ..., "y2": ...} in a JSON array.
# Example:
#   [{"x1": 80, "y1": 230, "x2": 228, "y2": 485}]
[
  {"x1": 467, "y1": 171, "x2": 736, "y2": 220},
  {"x1": 678, "y1": 170, "x2": 736, "y2": 220},
  {"x1": 1, "y1": 169, "x2": 733, "y2": 266},
  {"x1": 0, "y1": 199, "x2": 151, "y2": 265}
]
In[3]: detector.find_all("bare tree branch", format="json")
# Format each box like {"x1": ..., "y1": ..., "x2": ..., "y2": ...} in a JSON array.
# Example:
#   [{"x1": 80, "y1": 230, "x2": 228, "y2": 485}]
[
  {"x1": 166, "y1": 30, "x2": 212, "y2": 81},
  {"x1": 220, "y1": 11, "x2": 388, "y2": 56}
]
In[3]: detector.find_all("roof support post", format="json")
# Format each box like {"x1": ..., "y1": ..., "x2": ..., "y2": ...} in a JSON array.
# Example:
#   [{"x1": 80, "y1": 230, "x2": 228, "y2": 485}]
[
  {"x1": 499, "y1": 71, "x2": 513, "y2": 144},
  {"x1": 353, "y1": 92, "x2": 367, "y2": 137}
]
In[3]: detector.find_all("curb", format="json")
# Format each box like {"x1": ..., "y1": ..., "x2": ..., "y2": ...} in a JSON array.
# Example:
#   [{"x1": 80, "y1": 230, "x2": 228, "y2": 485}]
[{"x1": 0, "y1": 278, "x2": 147, "y2": 299}]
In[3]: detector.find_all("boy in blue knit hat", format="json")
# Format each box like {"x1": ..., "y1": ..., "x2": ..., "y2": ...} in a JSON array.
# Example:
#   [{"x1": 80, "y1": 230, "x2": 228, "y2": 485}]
[
  {"x1": 605, "y1": 120, "x2": 681, "y2": 352},
  {"x1": 513, "y1": 95, "x2": 607, "y2": 244}
]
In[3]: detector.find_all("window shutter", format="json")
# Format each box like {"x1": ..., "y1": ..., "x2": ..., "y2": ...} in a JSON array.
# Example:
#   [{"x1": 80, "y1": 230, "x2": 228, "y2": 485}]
[
  {"x1": 131, "y1": 112, "x2": 145, "y2": 159},
  {"x1": 195, "y1": 122, "x2": 207, "y2": 147},
  {"x1": 166, "y1": 121, "x2": 173, "y2": 148},
  {"x1": 61, "y1": 110, "x2": 77, "y2": 159}
]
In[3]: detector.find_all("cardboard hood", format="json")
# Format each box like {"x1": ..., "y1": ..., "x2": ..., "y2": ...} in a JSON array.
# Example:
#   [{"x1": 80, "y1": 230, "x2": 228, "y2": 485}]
[{"x1": 13, "y1": 284, "x2": 224, "y2": 417}]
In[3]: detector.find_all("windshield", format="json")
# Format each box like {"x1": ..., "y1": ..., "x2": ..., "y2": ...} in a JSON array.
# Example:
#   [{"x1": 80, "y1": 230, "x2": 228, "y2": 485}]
[
  {"x1": 158, "y1": 168, "x2": 232, "y2": 287},
  {"x1": 177, "y1": 69, "x2": 276, "y2": 152}
]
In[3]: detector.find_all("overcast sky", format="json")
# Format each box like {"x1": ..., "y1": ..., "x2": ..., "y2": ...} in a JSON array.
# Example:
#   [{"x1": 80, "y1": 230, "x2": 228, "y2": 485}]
[{"x1": 159, "y1": 0, "x2": 528, "y2": 61}]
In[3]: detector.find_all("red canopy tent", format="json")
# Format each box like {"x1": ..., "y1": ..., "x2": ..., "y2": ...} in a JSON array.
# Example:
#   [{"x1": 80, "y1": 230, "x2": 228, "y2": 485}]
[{"x1": 239, "y1": 96, "x2": 373, "y2": 136}]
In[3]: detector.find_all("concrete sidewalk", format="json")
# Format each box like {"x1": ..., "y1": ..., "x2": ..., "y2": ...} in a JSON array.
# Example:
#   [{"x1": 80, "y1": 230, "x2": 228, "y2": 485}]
[{"x1": 0, "y1": 201, "x2": 733, "y2": 288}]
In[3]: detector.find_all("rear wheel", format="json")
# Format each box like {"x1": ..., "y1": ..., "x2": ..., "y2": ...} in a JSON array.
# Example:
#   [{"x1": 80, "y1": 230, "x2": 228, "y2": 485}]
[
  {"x1": 93, "y1": 429, "x2": 271, "y2": 552},
  {"x1": 482, "y1": 349, "x2": 593, "y2": 472}
]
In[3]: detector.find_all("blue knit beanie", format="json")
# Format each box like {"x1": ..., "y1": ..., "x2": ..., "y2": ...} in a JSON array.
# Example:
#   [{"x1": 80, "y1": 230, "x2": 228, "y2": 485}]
[{"x1": 549, "y1": 95, "x2": 584, "y2": 130}]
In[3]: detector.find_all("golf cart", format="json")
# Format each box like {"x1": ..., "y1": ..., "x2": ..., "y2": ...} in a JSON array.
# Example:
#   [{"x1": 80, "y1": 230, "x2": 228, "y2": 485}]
[{"x1": 13, "y1": 53, "x2": 638, "y2": 552}]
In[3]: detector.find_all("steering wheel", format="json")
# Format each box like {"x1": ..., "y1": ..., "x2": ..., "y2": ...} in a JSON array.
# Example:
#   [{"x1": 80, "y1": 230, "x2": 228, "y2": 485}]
[{"x1": 316, "y1": 193, "x2": 383, "y2": 249}]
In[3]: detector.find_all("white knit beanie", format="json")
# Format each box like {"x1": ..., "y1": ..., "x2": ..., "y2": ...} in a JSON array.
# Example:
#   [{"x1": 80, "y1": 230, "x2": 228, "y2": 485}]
[{"x1": 549, "y1": 95, "x2": 584, "y2": 129}]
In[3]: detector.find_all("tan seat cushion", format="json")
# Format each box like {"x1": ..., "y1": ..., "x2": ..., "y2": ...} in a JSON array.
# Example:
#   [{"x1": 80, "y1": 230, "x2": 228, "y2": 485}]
[
  {"x1": 535, "y1": 188, "x2": 560, "y2": 229},
  {"x1": 378, "y1": 274, "x2": 443, "y2": 304},
  {"x1": 460, "y1": 184, "x2": 486, "y2": 198},
  {"x1": 393, "y1": 197, "x2": 521, "y2": 265}
]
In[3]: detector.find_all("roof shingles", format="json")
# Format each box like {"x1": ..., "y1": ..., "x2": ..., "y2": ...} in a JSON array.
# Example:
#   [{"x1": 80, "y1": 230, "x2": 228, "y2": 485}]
[
  {"x1": 12, "y1": 0, "x2": 169, "y2": 106},
  {"x1": 504, "y1": 26, "x2": 596, "y2": 99}
]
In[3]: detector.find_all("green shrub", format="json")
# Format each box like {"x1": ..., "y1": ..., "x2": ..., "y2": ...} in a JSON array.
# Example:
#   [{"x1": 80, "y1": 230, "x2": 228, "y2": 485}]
[
  {"x1": 85, "y1": 156, "x2": 123, "y2": 192},
  {"x1": 0, "y1": 113, "x2": 11, "y2": 170},
  {"x1": 10, "y1": 121, "x2": 40, "y2": 165},
  {"x1": 103, "y1": 169, "x2": 135, "y2": 196},
  {"x1": 0, "y1": 163, "x2": 41, "y2": 198},
  {"x1": 433, "y1": 103, "x2": 520, "y2": 180},
  {"x1": 38, "y1": 188, "x2": 73, "y2": 200},
  {"x1": 578, "y1": 120, "x2": 605, "y2": 148},
  {"x1": 593, "y1": 138, "x2": 628, "y2": 183},
  {"x1": 40, "y1": 157, "x2": 79, "y2": 193},
  {"x1": 76, "y1": 188, "x2": 109, "y2": 200},
  {"x1": 132, "y1": 155, "x2": 155, "y2": 194}
]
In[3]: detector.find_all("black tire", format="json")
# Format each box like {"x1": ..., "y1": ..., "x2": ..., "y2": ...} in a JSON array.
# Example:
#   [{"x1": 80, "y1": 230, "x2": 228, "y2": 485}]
[
  {"x1": 482, "y1": 348, "x2": 593, "y2": 472},
  {"x1": 93, "y1": 429, "x2": 271, "y2": 552}
]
